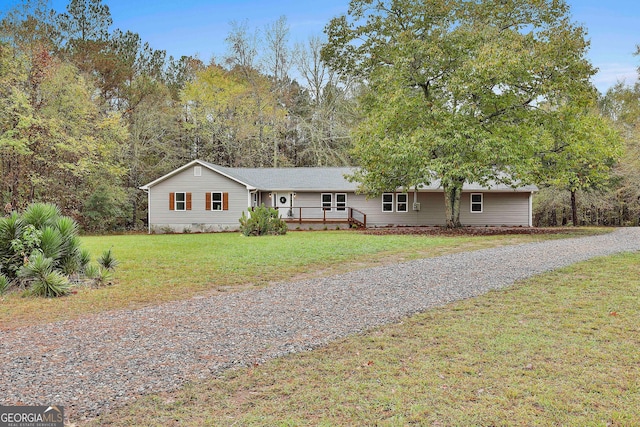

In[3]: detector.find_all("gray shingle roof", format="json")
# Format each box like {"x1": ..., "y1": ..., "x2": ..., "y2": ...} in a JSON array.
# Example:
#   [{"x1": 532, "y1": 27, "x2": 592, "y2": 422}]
[
  {"x1": 141, "y1": 160, "x2": 537, "y2": 192},
  {"x1": 207, "y1": 162, "x2": 358, "y2": 191}
]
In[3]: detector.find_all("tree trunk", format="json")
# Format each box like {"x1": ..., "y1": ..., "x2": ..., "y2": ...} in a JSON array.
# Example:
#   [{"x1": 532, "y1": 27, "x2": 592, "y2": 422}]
[
  {"x1": 443, "y1": 178, "x2": 464, "y2": 228},
  {"x1": 570, "y1": 189, "x2": 578, "y2": 226}
]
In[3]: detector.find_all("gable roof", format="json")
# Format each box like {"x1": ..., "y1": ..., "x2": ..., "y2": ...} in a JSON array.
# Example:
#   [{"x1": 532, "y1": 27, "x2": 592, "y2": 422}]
[
  {"x1": 210, "y1": 162, "x2": 358, "y2": 192},
  {"x1": 140, "y1": 159, "x2": 537, "y2": 193}
]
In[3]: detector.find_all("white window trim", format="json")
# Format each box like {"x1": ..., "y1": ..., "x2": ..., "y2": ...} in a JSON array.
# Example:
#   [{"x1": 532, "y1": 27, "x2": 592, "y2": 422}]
[
  {"x1": 211, "y1": 192, "x2": 223, "y2": 211},
  {"x1": 194, "y1": 166, "x2": 202, "y2": 176},
  {"x1": 321, "y1": 193, "x2": 333, "y2": 211},
  {"x1": 382, "y1": 193, "x2": 394, "y2": 212},
  {"x1": 175, "y1": 192, "x2": 186, "y2": 211},
  {"x1": 396, "y1": 193, "x2": 408, "y2": 213},
  {"x1": 470, "y1": 193, "x2": 483, "y2": 213},
  {"x1": 336, "y1": 193, "x2": 347, "y2": 211}
]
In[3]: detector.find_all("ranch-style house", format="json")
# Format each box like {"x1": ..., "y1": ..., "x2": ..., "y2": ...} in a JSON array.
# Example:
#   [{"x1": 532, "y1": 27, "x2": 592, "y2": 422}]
[{"x1": 139, "y1": 159, "x2": 537, "y2": 233}]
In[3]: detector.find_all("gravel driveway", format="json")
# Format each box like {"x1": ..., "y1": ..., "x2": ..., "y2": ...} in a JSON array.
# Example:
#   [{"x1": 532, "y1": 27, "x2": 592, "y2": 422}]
[{"x1": 2, "y1": 228, "x2": 640, "y2": 421}]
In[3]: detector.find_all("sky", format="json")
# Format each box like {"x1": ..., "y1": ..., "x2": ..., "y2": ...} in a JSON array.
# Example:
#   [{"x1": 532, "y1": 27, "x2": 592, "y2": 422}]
[{"x1": 1, "y1": 0, "x2": 638, "y2": 94}]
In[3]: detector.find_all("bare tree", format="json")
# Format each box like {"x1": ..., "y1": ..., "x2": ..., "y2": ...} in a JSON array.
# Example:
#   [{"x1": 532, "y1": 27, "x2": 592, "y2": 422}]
[
  {"x1": 294, "y1": 35, "x2": 333, "y2": 107},
  {"x1": 263, "y1": 16, "x2": 290, "y2": 91},
  {"x1": 224, "y1": 20, "x2": 259, "y2": 74}
]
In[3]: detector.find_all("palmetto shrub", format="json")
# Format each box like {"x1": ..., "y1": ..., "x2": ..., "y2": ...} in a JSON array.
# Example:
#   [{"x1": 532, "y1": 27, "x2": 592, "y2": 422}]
[
  {"x1": 0, "y1": 202, "x2": 115, "y2": 297},
  {"x1": 19, "y1": 251, "x2": 71, "y2": 297},
  {"x1": 21, "y1": 202, "x2": 60, "y2": 229},
  {"x1": 98, "y1": 248, "x2": 119, "y2": 271},
  {"x1": 0, "y1": 274, "x2": 9, "y2": 295}
]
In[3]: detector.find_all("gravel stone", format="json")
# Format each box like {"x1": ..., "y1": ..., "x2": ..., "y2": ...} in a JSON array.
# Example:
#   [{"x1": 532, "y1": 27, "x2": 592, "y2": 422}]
[{"x1": 1, "y1": 228, "x2": 639, "y2": 421}]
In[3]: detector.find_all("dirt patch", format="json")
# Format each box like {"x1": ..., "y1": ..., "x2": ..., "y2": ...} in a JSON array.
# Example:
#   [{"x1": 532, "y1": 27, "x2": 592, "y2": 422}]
[{"x1": 359, "y1": 226, "x2": 586, "y2": 236}]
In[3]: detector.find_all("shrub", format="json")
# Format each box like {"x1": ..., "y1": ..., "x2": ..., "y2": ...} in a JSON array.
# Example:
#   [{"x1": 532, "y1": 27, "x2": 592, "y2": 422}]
[
  {"x1": 19, "y1": 252, "x2": 71, "y2": 297},
  {"x1": 0, "y1": 202, "x2": 116, "y2": 297},
  {"x1": 0, "y1": 274, "x2": 9, "y2": 295},
  {"x1": 83, "y1": 263, "x2": 100, "y2": 279},
  {"x1": 239, "y1": 205, "x2": 287, "y2": 236},
  {"x1": 22, "y1": 203, "x2": 60, "y2": 229},
  {"x1": 98, "y1": 248, "x2": 119, "y2": 270},
  {"x1": 79, "y1": 248, "x2": 92, "y2": 271},
  {"x1": 0, "y1": 213, "x2": 27, "y2": 278},
  {"x1": 81, "y1": 185, "x2": 130, "y2": 233},
  {"x1": 83, "y1": 261, "x2": 114, "y2": 285},
  {"x1": 30, "y1": 271, "x2": 71, "y2": 298},
  {"x1": 95, "y1": 266, "x2": 114, "y2": 286}
]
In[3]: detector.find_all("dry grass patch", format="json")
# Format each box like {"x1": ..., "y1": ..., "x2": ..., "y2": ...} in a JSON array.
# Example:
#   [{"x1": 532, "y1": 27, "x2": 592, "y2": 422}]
[{"x1": 86, "y1": 250, "x2": 640, "y2": 426}]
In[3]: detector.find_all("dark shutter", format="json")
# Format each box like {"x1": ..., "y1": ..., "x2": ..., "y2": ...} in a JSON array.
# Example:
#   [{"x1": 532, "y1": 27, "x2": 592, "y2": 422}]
[
  {"x1": 223, "y1": 192, "x2": 229, "y2": 210},
  {"x1": 206, "y1": 192, "x2": 211, "y2": 211},
  {"x1": 169, "y1": 193, "x2": 175, "y2": 210},
  {"x1": 186, "y1": 193, "x2": 192, "y2": 210}
]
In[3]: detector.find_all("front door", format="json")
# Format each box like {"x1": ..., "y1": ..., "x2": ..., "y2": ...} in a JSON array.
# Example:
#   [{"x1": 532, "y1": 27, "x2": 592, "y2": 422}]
[{"x1": 275, "y1": 192, "x2": 293, "y2": 218}]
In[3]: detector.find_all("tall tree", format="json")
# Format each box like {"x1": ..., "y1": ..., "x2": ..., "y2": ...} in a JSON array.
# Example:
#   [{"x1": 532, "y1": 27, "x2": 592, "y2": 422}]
[
  {"x1": 289, "y1": 35, "x2": 356, "y2": 166},
  {"x1": 537, "y1": 103, "x2": 622, "y2": 225},
  {"x1": 0, "y1": 0, "x2": 61, "y2": 55},
  {"x1": 600, "y1": 76, "x2": 640, "y2": 225},
  {"x1": 323, "y1": 0, "x2": 595, "y2": 227},
  {"x1": 0, "y1": 42, "x2": 127, "y2": 213},
  {"x1": 57, "y1": 0, "x2": 111, "y2": 42},
  {"x1": 57, "y1": 0, "x2": 112, "y2": 74},
  {"x1": 263, "y1": 15, "x2": 290, "y2": 92},
  {"x1": 224, "y1": 22, "x2": 287, "y2": 167},
  {"x1": 295, "y1": 35, "x2": 330, "y2": 107},
  {"x1": 262, "y1": 16, "x2": 292, "y2": 166},
  {"x1": 0, "y1": 43, "x2": 34, "y2": 210},
  {"x1": 181, "y1": 62, "x2": 287, "y2": 167}
]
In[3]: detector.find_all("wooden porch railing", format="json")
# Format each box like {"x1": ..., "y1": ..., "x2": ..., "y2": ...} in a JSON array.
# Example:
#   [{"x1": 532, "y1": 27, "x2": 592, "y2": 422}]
[
  {"x1": 272, "y1": 206, "x2": 367, "y2": 228},
  {"x1": 348, "y1": 207, "x2": 367, "y2": 228}
]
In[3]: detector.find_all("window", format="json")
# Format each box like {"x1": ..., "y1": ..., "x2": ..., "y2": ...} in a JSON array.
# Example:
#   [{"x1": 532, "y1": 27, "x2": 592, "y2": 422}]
[
  {"x1": 194, "y1": 166, "x2": 202, "y2": 176},
  {"x1": 174, "y1": 192, "x2": 186, "y2": 211},
  {"x1": 206, "y1": 192, "x2": 229, "y2": 211},
  {"x1": 396, "y1": 193, "x2": 408, "y2": 212},
  {"x1": 169, "y1": 192, "x2": 191, "y2": 211},
  {"x1": 382, "y1": 193, "x2": 394, "y2": 212},
  {"x1": 211, "y1": 192, "x2": 223, "y2": 210},
  {"x1": 322, "y1": 193, "x2": 332, "y2": 211},
  {"x1": 336, "y1": 193, "x2": 347, "y2": 211},
  {"x1": 470, "y1": 193, "x2": 483, "y2": 213}
]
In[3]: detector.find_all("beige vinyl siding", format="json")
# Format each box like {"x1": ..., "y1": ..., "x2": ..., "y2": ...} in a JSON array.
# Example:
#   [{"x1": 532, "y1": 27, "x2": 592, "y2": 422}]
[
  {"x1": 349, "y1": 192, "x2": 447, "y2": 227},
  {"x1": 149, "y1": 166, "x2": 249, "y2": 232},
  {"x1": 274, "y1": 192, "x2": 447, "y2": 226},
  {"x1": 360, "y1": 192, "x2": 530, "y2": 227},
  {"x1": 459, "y1": 192, "x2": 531, "y2": 226},
  {"x1": 272, "y1": 191, "x2": 530, "y2": 227}
]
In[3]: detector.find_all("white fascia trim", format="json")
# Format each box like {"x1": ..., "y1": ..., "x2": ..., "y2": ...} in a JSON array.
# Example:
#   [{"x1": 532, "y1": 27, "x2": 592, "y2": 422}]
[
  {"x1": 139, "y1": 160, "x2": 257, "y2": 191},
  {"x1": 139, "y1": 160, "x2": 200, "y2": 190},
  {"x1": 529, "y1": 192, "x2": 533, "y2": 227}
]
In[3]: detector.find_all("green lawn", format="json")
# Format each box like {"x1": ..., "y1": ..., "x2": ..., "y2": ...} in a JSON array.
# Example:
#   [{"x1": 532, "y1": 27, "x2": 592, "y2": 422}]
[
  {"x1": 88, "y1": 251, "x2": 640, "y2": 427},
  {"x1": 0, "y1": 229, "x2": 601, "y2": 329}
]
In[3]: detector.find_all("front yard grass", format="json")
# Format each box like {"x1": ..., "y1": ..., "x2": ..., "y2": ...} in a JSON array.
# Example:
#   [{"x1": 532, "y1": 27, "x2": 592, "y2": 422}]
[
  {"x1": 0, "y1": 228, "x2": 607, "y2": 329},
  {"x1": 88, "y1": 251, "x2": 640, "y2": 426}
]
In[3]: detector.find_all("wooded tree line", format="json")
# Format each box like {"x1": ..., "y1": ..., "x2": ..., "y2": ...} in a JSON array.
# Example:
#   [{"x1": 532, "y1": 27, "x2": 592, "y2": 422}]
[
  {"x1": 0, "y1": 0, "x2": 356, "y2": 231},
  {"x1": 0, "y1": 0, "x2": 639, "y2": 231},
  {"x1": 535, "y1": 78, "x2": 640, "y2": 227}
]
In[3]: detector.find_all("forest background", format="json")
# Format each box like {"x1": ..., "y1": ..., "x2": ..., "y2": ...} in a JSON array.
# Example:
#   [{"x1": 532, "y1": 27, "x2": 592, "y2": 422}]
[{"x1": 1, "y1": 0, "x2": 639, "y2": 232}]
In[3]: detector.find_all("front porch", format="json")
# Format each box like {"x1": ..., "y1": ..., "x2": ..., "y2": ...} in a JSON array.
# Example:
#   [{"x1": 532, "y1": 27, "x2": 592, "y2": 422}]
[{"x1": 274, "y1": 206, "x2": 367, "y2": 228}]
